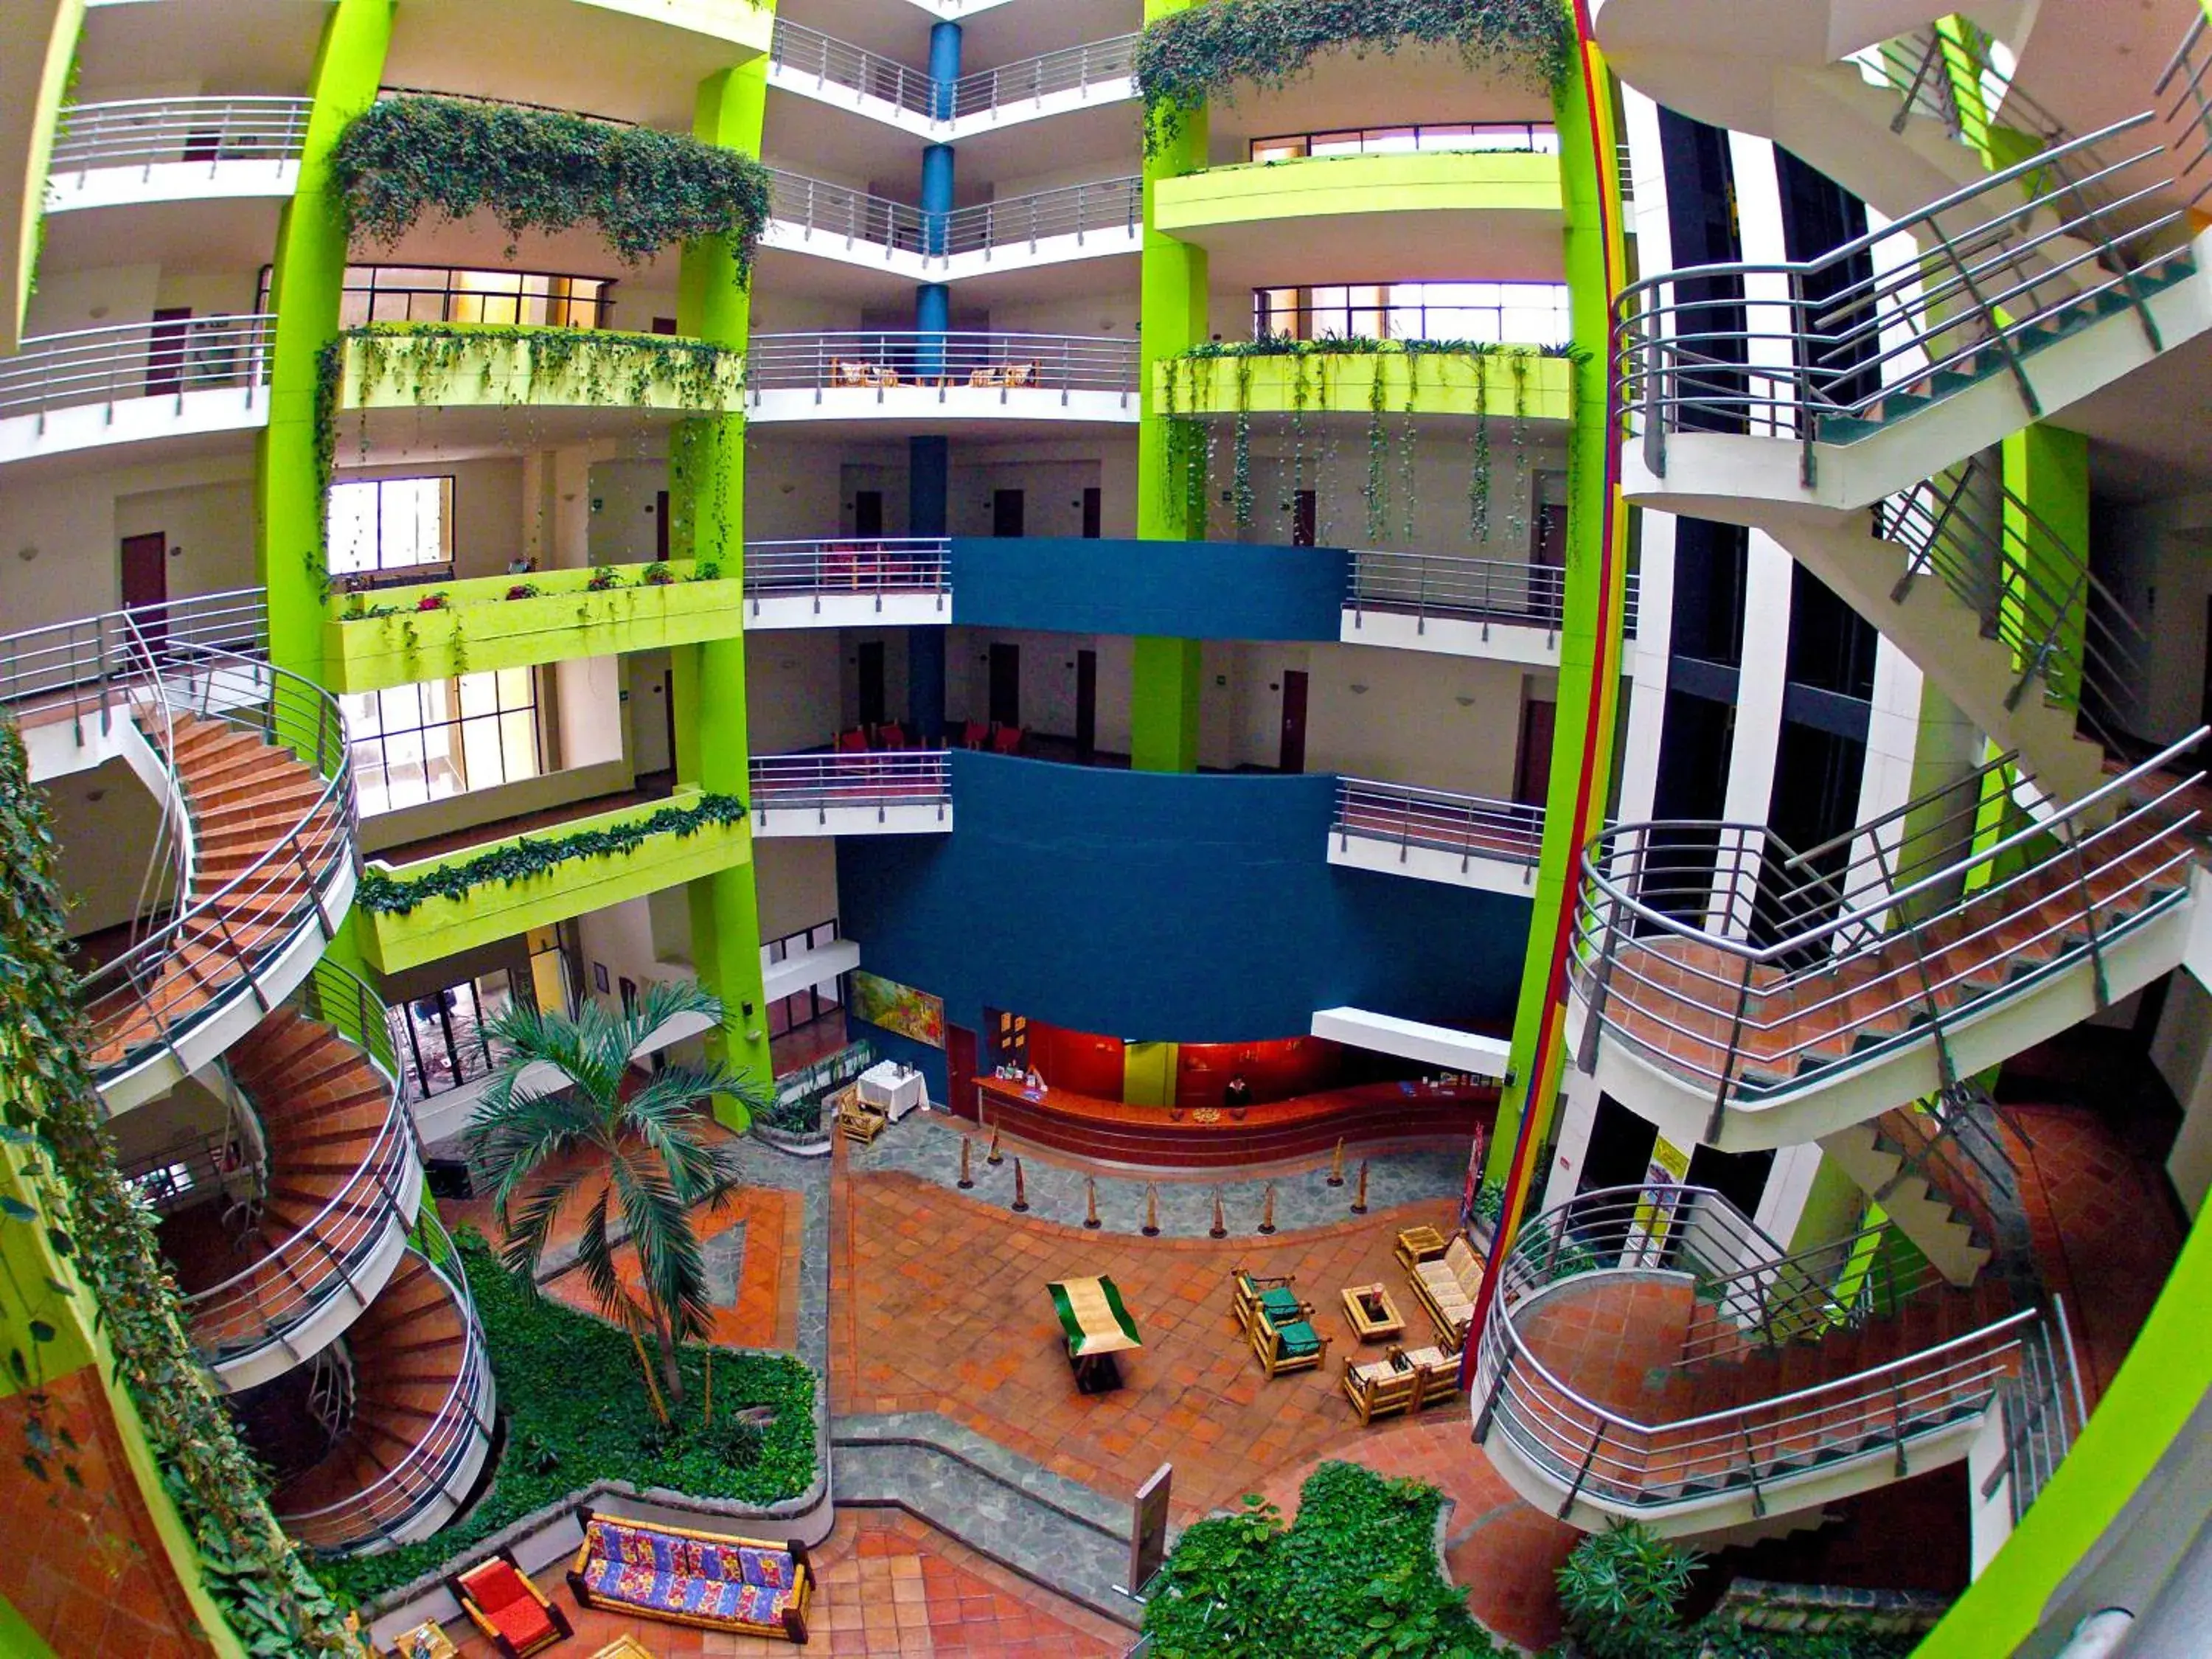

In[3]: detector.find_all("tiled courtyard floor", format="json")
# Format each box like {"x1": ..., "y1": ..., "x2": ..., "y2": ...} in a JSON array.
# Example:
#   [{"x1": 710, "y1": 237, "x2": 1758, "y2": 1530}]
[{"x1": 441, "y1": 1509, "x2": 1123, "y2": 1658}]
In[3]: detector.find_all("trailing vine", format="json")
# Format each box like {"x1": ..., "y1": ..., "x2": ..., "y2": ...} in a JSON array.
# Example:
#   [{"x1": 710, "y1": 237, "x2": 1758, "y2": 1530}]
[
  {"x1": 1509, "y1": 350, "x2": 1531, "y2": 549},
  {"x1": 1136, "y1": 0, "x2": 1572, "y2": 156},
  {"x1": 0, "y1": 722, "x2": 361, "y2": 1656},
  {"x1": 357, "y1": 793, "x2": 750, "y2": 917},
  {"x1": 1470, "y1": 353, "x2": 1492, "y2": 545},
  {"x1": 345, "y1": 323, "x2": 744, "y2": 416},
  {"x1": 1364, "y1": 364, "x2": 1390, "y2": 542},
  {"x1": 1231, "y1": 357, "x2": 1256, "y2": 528},
  {"x1": 331, "y1": 95, "x2": 772, "y2": 271}
]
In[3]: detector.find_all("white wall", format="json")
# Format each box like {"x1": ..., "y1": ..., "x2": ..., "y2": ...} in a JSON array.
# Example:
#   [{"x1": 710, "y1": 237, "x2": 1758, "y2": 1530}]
[
  {"x1": 2153, "y1": 970, "x2": 2212, "y2": 1218},
  {"x1": 749, "y1": 629, "x2": 844, "y2": 752},
  {"x1": 755, "y1": 837, "x2": 840, "y2": 941},
  {"x1": 46, "y1": 757, "x2": 177, "y2": 935}
]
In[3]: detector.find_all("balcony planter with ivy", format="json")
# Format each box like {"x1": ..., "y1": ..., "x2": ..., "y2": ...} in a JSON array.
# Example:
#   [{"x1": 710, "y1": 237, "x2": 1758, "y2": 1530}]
[
  {"x1": 324, "y1": 559, "x2": 744, "y2": 692},
  {"x1": 333, "y1": 323, "x2": 745, "y2": 418},
  {"x1": 357, "y1": 788, "x2": 751, "y2": 974}
]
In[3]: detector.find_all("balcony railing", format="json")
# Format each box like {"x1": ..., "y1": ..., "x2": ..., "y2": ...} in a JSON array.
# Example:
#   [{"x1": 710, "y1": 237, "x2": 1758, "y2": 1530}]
[
  {"x1": 745, "y1": 539, "x2": 950, "y2": 612},
  {"x1": 0, "y1": 590, "x2": 266, "y2": 727},
  {"x1": 950, "y1": 35, "x2": 1140, "y2": 119},
  {"x1": 0, "y1": 313, "x2": 274, "y2": 425},
  {"x1": 1569, "y1": 734, "x2": 2205, "y2": 1134},
  {"x1": 1333, "y1": 778, "x2": 1545, "y2": 871},
  {"x1": 768, "y1": 21, "x2": 1137, "y2": 122},
  {"x1": 182, "y1": 960, "x2": 421, "y2": 1368},
  {"x1": 277, "y1": 1211, "x2": 495, "y2": 1554},
  {"x1": 1475, "y1": 1183, "x2": 2082, "y2": 1523},
  {"x1": 767, "y1": 172, "x2": 1139, "y2": 260},
  {"x1": 750, "y1": 751, "x2": 952, "y2": 825},
  {"x1": 1348, "y1": 550, "x2": 1645, "y2": 636},
  {"x1": 747, "y1": 331, "x2": 1138, "y2": 400},
  {"x1": 49, "y1": 97, "x2": 313, "y2": 179}
]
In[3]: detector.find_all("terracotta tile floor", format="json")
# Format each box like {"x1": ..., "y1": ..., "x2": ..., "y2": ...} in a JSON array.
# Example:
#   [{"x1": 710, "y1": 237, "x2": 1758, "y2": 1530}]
[
  {"x1": 538, "y1": 1183, "x2": 803, "y2": 1350},
  {"x1": 834, "y1": 1158, "x2": 1470, "y2": 1523},
  {"x1": 441, "y1": 1510, "x2": 1122, "y2": 1658},
  {"x1": 1512, "y1": 1277, "x2": 1697, "y2": 1419}
]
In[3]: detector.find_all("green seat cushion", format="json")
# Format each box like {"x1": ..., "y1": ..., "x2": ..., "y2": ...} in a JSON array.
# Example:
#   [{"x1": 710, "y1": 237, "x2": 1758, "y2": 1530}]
[
  {"x1": 1258, "y1": 1287, "x2": 1304, "y2": 1321},
  {"x1": 1276, "y1": 1320, "x2": 1322, "y2": 1356}
]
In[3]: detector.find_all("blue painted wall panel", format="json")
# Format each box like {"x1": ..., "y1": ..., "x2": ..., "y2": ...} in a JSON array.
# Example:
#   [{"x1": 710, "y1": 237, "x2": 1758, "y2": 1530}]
[
  {"x1": 949, "y1": 538, "x2": 1347, "y2": 641},
  {"x1": 835, "y1": 752, "x2": 1531, "y2": 1046}
]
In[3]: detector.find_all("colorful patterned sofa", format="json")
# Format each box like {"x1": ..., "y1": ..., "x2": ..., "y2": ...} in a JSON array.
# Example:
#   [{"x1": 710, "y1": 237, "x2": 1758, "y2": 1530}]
[{"x1": 566, "y1": 1510, "x2": 813, "y2": 1644}]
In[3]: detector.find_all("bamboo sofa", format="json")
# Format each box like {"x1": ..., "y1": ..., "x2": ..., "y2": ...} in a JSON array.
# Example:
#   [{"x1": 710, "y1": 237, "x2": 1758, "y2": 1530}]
[{"x1": 567, "y1": 1509, "x2": 814, "y2": 1644}]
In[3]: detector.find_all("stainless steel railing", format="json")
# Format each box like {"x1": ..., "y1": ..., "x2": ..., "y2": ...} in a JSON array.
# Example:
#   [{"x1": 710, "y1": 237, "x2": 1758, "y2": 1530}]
[
  {"x1": 181, "y1": 959, "x2": 422, "y2": 1368},
  {"x1": 278, "y1": 1211, "x2": 495, "y2": 1554},
  {"x1": 0, "y1": 313, "x2": 275, "y2": 424},
  {"x1": 1347, "y1": 550, "x2": 1642, "y2": 636},
  {"x1": 1615, "y1": 116, "x2": 2185, "y2": 481},
  {"x1": 2156, "y1": 11, "x2": 2212, "y2": 206},
  {"x1": 1568, "y1": 732, "x2": 2207, "y2": 1133},
  {"x1": 49, "y1": 96, "x2": 312, "y2": 178},
  {"x1": 765, "y1": 172, "x2": 1139, "y2": 260},
  {"x1": 0, "y1": 590, "x2": 267, "y2": 733},
  {"x1": 768, "y1": 20, "x2": 1137, "y2": 122},
  {"x1": 950, "y1": 34, "x2": 1140, "y2": 119},
  {"x1": 766, "y1": 169, "x2": 928, "y2": 254},
  {"x1": 744, "y1": 539, "x2": 950, "y2": 613},
  {"x1": 749, "y1": 751, "x2": 952, "y2": 825},
  {"x1": 1475, "y1": 1183, "x2": 2076, "y2": 1520},
  {"x1": 1332, "y1": 777, "x2": 1545, "y2": 872},
  {"x1": 72, "y1": 640, "x2": 358, "y2": 1086},
  {"x1": 746, "y1": 330, "x2": 1138, "y2": 400},
  {"x1": 769, "y1": 18, "x2": 938, "y2": 116}
]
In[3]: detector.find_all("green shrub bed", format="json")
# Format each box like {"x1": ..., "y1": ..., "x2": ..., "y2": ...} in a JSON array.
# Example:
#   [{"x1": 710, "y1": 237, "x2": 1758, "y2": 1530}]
[
  {"x1": 1141, "y1": 1462, "x2": 1500, "y2": 1658},
  {"x1": 313, "y1": 1228, "x2": 815, "y2": 1607}
]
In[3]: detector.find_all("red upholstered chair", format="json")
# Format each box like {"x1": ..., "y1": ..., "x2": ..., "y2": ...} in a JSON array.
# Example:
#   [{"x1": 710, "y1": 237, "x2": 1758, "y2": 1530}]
[
  {"x1": 960, "y1": 720, "x2": 991, "y2": 750},
  {"x1": 875, "y1": 721, "x2": 910, "y2": 751},
  {"x1": 835, "y1": 727, "x2": 871, "y2": 754},
  {"x1": 990, "y1": 724, "x2": 1025, "y2": 755},
  {"x1": 448, "y1": 1549, "x2": 573, "y2": 1658}
]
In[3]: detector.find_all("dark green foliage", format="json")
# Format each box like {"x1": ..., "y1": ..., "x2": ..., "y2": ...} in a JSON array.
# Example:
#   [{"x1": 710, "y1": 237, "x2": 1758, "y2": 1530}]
[
  {"x1": 1137, "y1": 0, "x2": 1572, "y2": 153},
  {"x1": 1142, "y1": 1462, "x2": 1501, "y2": 1658},
  {"x1": 0, "y1": 721, "x2": 358, "y2": 1654},
  {"x1": 1551, "y1": 1526, "x2": 1920, "y2": 1659},
  {"x1": 330, "y1": 96, "x2": 772, "y2": 270},
  {"x1": 314, "y1": 1228, "x2": 815, "y2": 1606},
  {"x1": 356, "y1": 793, "x2": 748, "y2": 915}
]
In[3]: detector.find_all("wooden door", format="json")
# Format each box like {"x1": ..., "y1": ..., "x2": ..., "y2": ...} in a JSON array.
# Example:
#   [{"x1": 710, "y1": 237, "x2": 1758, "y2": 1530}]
[
  {"x1": 1514, "y1": 695, "x2": 1556, "y2": 806},
  {"x1": 1076, "y1": 650, "x2": 1098, "y2": 761},
  {"x1": 146, "y1": 307, "x2": 192, "y2": 397},
  {"x1": 992, "y1": 490, "x2": 1026, "y2": 538},
  {"x1": 119, "y1": 532, "x2": 168, "y2": 658},
  {"x1": 857, "y1": 641, "x2": 888, "y2": 728},
  {"x1": 855, "y1": 490, "x2": 886, "y2": 538},
  {"x1": 1530, "y1": 495, "x2": 1568, "y2": 620},
  {"x1": 1082, "y1": 487, "x2": 1102, "y2": 540},
  {"x1": 1278, "y1": 669, "x2": 1309, "y2": 774},
  {"x1": 947, "y1": 1025, "x2": 980, "y2": 1121},
  {"x1": 655, "y1": 490, "x2": 670, "y2": 560},
  {"x1": 988, "y1": 643, "x2": 1021, "y2": 727},
  {"x1": 1293, "y1": 490, "x2": 1318, "y2": 547}
]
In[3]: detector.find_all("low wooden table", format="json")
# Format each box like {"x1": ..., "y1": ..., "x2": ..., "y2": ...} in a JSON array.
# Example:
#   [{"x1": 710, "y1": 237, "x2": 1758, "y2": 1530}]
[
  {"x1": 389, "y1": 1623, "x2": 456, "y2": 1659},
  {"x1": 588, "y1": 1638, "x2": 655, "y2": 1659},
  {"x1": 1340, "y1": 1282, "x2": 1407, "y2": 1342},
  {"x1": 1048, "y1": 1275, "x2": 1143, "y2": 1394},
  {"x1": 1394, "y1": 1225, "x2": 1449, "y2": 1271}
]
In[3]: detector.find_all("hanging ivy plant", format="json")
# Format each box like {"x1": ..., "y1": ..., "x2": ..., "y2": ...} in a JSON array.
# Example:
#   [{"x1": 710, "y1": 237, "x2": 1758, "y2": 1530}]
[
  {"x1": 1363, "y1": 364, "x2": 1390, "y2": 542},
  {"x1": 1470, "y1": 353, "x2": 1493, "y2": 545},
  {"x1": 1136, "y1": 0, "x2": 1573, "y2": 156},
  {"x1": 330, "y1": 95, "x2": 773, "y2": 271},
  {"x1": 345, "y1": 322, "x2": 744, "y2": 415},
  {"x1": 358, "y1": 793, "x2": 749, "y2": 917},
  {"x1": 0, "y1": 723, "x2": 361, "y2": 1656}
]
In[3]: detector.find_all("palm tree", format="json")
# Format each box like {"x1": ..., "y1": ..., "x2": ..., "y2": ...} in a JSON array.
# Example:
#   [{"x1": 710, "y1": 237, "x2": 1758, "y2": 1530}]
[{"x1": 467, "y1": 980, "x2": 771, "y2": 1408}]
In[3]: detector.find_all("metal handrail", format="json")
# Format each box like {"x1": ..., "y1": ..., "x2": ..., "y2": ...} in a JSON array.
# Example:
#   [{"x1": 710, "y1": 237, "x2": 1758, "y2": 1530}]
[
  {"x1": 750, "y1": 751, "x2": 953, "y2": 821},
  {"x1": 72, "y1": 639, "x2": 358, "y2": 1084},
  {"x1": 746, "y1": 331, "x2": 1138, "y2": 398},
  {"x1": 744, "y1": 539, "x2": 950, "y2": 612},
  {"x1": 1614, "y1": 116, "x2": 2185, "y2": 479},
  {"x1": 0, "y1": 591, "x2": 267, "y2": 724},
  {"x1": 277, "y1": 1211, "x2": 494, "y2": 1552},
  {"x1": 950, "y1": 35, "x2": 1140, "y2": 119},
  {"x1": 1333, "y1": 777, "x2": 1545, "y2": 870},
  {"x1": 2156, "y1": 13, "x2": 2212, "y2": 203},
  {"x1": 1568, "y1": 731, "x2": 2207, "y2": 1113},
  {"x1": 180, "y1": 959, "x2": 422, "y2": 1363},
  {"x1": 765, "y1": 172, "x2": 1140, "y2": 261},
  {"x1": 0, "y1": 313, "x2": 275, "y2": 424},
  {"x1": 768, "y1": 21, "x2": 1138, "y2": 122},
  {"x1": 1346, "y1": 552, "x2": 1641, "y2": 638},
  {"x1": 49, "y1": 96, "x2": 312, "y2": 177},
  {"x1": 1475, "y1": 1184, "x2": 2073, "y2": 1514}
]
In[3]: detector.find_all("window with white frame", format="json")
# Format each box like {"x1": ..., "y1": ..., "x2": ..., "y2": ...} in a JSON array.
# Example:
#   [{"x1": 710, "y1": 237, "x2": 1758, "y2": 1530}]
[
  {"x1": 327, "y1": 476, "x2": 455, "y2": 577},
  {"x1": 343, "y1": 668, "x2": 542, "y2": 816},
  {"x1": 1254, "y1": 282, "x2": 1573, "y2": 347}
]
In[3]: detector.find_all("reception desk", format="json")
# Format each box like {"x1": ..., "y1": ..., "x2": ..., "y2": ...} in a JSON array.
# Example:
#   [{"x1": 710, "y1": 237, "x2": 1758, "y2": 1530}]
[{"x1": 973, "y1": 1074, "x2": 1495, "y2": 1168}]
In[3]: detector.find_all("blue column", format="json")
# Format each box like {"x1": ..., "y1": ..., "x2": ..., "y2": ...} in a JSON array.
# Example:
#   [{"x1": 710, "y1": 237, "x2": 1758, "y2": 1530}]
[
  {"x1": 908, "y1": 626, "x2": 947, "y2": 746},
  {"x1": 928, "y1": 20, "x2": 962, "y2": 121},
  {"x1": 919, "y1": 143, "x2": 956, "y2": 260},
  {"x1": 908, "y1": 434, "x2": 950, "y2": 744}
]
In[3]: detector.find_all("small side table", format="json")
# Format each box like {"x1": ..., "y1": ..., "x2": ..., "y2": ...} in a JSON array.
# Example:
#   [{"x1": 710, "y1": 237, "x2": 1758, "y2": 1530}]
[
  {"x1": 389, "y1": 1622, "x2": 456, "y2": 1659},
  {"x1": 588, "y1": 1639, "x2": 657, "y2": 1659},
  {"x1": 1340, "y1": 1283, "x2": 1406, "y2": 1343},
  {"x1": 1394, "y1": 1225, "x2": 1448, "y2": 1272}
]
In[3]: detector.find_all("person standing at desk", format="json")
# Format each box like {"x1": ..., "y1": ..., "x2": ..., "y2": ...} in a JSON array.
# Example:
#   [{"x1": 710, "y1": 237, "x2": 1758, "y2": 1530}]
[{"x1": 1223, "y1": 1074, "x2": 1251, "y2": 1110}]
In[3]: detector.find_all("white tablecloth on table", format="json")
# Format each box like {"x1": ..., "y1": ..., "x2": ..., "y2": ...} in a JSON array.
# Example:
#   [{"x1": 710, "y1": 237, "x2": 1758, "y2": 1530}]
[{"x1": 858, "y1": 1060, "x2": 928, "y2": 1120}]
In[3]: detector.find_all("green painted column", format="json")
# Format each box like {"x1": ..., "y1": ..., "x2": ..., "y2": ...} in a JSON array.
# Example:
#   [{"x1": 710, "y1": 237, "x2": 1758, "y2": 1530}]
[
  {"x1": 1483, "y1": 13, "x2": 1631, "y2": 1194},
  {"x1": 256, "y1": 0, "x2": 393, "y2": 684},
  {"x1": 1130, "y1": 0, "x2": 1209, "y2": 771},
  {"x1": 2004, "y1": 420, "x2": 2090, "y2": 710},
  {"x1": 673, "y1": 53, "x2": 774, "y2": 1118}
]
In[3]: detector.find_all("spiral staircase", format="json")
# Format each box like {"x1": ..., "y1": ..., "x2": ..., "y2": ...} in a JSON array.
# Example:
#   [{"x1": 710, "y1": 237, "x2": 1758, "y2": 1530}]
[{"x1": 2, "y1": 593, "x2": 496, "y2": 1555}]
